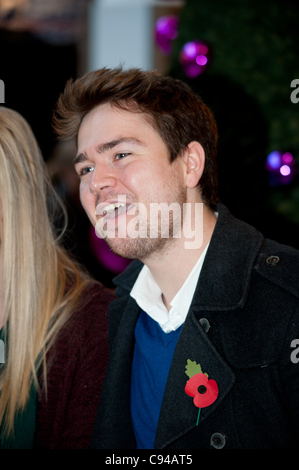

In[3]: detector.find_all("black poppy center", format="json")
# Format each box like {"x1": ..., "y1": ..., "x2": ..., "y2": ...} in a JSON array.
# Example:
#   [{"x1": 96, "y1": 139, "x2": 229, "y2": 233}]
[{"x1": 198, "y1": 385, "x2": 207, "y2": 394}]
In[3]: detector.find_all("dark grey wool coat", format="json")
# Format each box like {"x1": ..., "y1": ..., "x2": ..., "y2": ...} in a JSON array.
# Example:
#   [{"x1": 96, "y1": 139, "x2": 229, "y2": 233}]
[{"x1": 92, "y1": 204, "x2": 299, "y2": 449}]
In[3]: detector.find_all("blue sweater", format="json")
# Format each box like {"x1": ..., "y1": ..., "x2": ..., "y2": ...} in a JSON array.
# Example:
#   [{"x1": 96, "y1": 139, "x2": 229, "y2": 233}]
[{"x1": 130, "y1": 311, "x2": 182, "y2": 449}]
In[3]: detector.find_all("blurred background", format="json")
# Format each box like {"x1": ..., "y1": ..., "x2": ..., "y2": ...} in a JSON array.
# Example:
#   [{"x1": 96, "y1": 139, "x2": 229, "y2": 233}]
[{"x1": 1, "y1": 0, "x2": 299, "y2": 288}]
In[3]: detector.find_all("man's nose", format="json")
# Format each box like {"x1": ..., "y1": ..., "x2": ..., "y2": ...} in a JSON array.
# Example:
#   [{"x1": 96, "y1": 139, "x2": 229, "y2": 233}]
[{"x1": 89, "y1": 165, "x2": 117, "y2": 193}]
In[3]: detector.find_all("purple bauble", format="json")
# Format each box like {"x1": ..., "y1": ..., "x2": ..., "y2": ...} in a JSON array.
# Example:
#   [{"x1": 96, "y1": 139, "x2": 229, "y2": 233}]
[
  {"x1": 155, "y1": 15, "x2": 180, "y2": 55},
  {"x1": 266, "y1": 151, "x2": 296, "y2": 186},
  {"x1": 179, "y1": 40, "x2": 210, "y2": 78}
]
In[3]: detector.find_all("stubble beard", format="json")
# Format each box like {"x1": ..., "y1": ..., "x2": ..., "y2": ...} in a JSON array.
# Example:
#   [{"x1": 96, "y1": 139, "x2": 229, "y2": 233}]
[{"x1": 104, "y1": 187, "x2": 187, "y2": 261}]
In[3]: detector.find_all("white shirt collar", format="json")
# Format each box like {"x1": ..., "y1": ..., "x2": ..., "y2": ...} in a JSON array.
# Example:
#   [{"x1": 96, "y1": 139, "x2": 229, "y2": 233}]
[{"x1": 130, "y1": 243, "x2": 209, "y2": 333}]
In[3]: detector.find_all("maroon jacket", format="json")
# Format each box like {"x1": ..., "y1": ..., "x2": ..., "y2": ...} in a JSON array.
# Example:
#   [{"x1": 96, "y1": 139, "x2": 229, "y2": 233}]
[{"x1": 34, "y1": 282, "x2": 115, "y2": 449}]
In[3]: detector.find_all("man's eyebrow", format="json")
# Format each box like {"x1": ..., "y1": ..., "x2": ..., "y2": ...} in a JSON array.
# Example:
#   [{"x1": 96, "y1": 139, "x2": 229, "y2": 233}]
[
  {"x1": 96, "y1": 137, "x2": 145, "y2": 154},
  {"x1": 73, "y1": 152, "x2": 88, "y2": 165},
  {"x1": 73, "y1": 137, "x2": 145, "y2": 165}
]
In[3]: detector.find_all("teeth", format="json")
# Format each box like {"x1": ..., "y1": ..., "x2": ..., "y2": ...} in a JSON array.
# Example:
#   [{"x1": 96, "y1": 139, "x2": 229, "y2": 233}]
[{"x1": 103, "y1": 203, "x2": 125, "y2": 215}]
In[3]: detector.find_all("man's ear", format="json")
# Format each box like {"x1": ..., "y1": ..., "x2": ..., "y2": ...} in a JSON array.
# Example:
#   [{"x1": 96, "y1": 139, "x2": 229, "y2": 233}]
[{"x1": 183, "y1": 141, "x2": 205, "y2": 189}]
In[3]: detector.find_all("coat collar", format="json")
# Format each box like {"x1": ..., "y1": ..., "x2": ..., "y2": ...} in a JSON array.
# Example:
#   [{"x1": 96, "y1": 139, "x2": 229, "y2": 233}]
[{"x1": 113, "y1": 204, "x2": 264, "y2": 311}]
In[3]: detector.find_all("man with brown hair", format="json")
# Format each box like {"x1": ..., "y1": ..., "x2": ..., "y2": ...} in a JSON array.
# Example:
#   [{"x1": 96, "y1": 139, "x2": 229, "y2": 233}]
[{"x1": 54, "y1": 67, "x2": 299, "y2": 449}]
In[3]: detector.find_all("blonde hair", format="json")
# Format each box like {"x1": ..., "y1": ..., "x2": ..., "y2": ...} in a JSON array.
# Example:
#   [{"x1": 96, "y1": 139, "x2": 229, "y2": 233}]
[{"x1": 0, "y1": 107, "x2": 90, "y2": 436}]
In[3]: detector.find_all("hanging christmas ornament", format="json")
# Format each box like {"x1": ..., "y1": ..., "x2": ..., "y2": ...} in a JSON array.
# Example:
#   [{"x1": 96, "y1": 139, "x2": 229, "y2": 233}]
[
  {"x1": 179, "y1": 40, "x2": 210, "y2": 78},
  {"x1": 265, "y1": 151, "x2": 296, "y2": 186},
  {"x1": 155, "y1": 15, "x2": 180, "y2": 55}
]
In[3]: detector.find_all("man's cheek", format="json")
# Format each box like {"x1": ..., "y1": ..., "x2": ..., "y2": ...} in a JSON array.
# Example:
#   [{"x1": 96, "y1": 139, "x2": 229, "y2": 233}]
[{"x1": 80, "y1": 187, "x2": 96, "y2": 225}]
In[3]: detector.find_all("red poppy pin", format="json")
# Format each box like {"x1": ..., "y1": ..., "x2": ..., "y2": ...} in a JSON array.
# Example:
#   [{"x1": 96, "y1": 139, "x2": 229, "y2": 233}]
[{"x1": 184, "y1": 359, "x2": 218, "y2": 426}]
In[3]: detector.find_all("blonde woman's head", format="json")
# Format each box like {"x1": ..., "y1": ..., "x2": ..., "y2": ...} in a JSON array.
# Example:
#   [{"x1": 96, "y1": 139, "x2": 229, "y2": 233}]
[{"x1": 0, "y1": 107, "x2": 88, "y2": 436}]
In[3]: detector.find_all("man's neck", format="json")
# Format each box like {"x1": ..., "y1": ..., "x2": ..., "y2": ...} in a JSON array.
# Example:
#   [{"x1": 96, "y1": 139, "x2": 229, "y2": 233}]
[{"x1": 142, "y1": 203, "x2": 217, "y2": 311}]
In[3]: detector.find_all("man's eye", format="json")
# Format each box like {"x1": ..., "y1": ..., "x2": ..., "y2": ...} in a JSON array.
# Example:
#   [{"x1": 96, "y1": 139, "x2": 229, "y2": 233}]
[
  {"x1": 79, "y1": 166, "x2": 93, "y2": 176},
  {"x1": 115, "y1": 152, "x2": 130, "y2": 160}
]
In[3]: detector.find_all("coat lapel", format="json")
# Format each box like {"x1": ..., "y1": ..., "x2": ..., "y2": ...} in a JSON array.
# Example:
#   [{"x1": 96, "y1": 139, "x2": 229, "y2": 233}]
[{"x1": 154, "y1": 309, "x2": 235, "y2": 449}]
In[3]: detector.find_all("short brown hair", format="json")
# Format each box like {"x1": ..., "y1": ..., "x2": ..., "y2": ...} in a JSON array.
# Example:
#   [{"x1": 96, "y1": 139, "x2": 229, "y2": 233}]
[{"x1": 53, "y1": 67, "x2": 219, "y2": 207}]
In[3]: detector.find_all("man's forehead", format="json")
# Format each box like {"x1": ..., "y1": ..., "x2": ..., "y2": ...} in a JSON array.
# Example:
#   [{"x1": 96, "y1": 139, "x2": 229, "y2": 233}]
[
  {"x1": 81, "y1": 102, "x2": 112, "y2": 122},
  {"x1": 79, "y1": 101, "x2": 155, "y2": 133},
  {"x1": 77, "y1": 102, "x2": 157, "y2": 150}
]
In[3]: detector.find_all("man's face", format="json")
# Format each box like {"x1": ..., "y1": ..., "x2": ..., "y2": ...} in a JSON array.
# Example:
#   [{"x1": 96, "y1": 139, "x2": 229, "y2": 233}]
[{"x1": 75, "y1": 102, "x2": 187, "y2": 260}]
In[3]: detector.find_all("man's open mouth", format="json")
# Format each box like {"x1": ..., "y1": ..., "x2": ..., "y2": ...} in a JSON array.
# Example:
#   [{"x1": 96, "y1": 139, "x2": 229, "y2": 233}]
[{"x1": 98, "y1": 202, "x2": 135, "y2": 220}]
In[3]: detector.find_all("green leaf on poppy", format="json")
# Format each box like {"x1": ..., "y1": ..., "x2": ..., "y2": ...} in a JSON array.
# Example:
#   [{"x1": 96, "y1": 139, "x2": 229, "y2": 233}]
[{"x1": 185, "y1": 359, "x2": 209, "y2": 379}]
